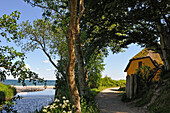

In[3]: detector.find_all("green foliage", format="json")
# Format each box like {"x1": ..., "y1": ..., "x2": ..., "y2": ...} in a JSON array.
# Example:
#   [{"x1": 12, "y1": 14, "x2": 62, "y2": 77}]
[
  {"x1": 0, "y1": 83, "x2": 16, "y2": 104},
  {"x1": 17, "y1": 19, "x2": 67, "y2": 59},
  {"x1": 80, "y1": 98, "x2": 99, "y2": 113},
  {"x1": 134, "y1": 65, "x2": 159, "y2": 91},
  {"x1": 0, "y1": 12, "x2": 43, "y2": 84},
  {"x1": 82, "y1": 0, "x2": 169, "y2": 56},
  {"x1": 24, "y1": 0, "x2": 69, "y2": 34},
  {"x1": 0, "y1": 11, "x2": 20, "y2": 41},
  {"x1": 86, "y1": 54, "x2": 105, "y2": 88},
  {"x1": 100, "y1": 76, "x2": 126, "y2": 88},
  {"x1": 55, "y1": 59, "x2": 70, "y2": 99},
  {"x1": 0, "y1": 95, "x2": 22, "y2": 113},
  {"x1": 100, "y1": 76, "x2": 117, "y2": 87}
]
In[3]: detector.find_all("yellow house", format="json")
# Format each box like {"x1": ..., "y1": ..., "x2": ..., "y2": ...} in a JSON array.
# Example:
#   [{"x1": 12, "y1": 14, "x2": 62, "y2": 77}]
[{"x1": 124, "y1": 48, "x2": 163, "y2": 77}]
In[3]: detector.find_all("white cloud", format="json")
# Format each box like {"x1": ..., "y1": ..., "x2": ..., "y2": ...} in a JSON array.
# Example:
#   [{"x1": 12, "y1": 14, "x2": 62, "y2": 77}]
[
  {"x1": 45, "y1": 69, "x2": 52, "y2": 71},
  {"x1": 43, "y1": 60, "x2": 49, "y2": 63},
  {"x1": 36, "y1": 68, "x2": 40, "y2": 70},
  {"x1": 25, "y1": 64, "x2": 31, "y2": 69}
]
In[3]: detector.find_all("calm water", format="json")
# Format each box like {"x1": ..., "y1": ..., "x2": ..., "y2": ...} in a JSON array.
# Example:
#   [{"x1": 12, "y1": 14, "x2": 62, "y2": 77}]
[
  {"x1": 2, "y1": 79, "x2": 56, "y2": 86},
  {"x1": 2, "y1": 89, "x2": 56, "y2": 113}
]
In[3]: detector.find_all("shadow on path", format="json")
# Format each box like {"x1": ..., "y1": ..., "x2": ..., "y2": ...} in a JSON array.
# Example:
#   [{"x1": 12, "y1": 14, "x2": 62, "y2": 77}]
[{"x1": 95, "y1": 87, "x2": 146, "y2": 113}]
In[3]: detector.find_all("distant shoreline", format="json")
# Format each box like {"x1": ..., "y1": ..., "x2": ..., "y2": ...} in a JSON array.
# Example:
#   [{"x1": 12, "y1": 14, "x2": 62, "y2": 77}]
[{"x1": 12, "y1": 85, "x2": 55, "y2": 93}]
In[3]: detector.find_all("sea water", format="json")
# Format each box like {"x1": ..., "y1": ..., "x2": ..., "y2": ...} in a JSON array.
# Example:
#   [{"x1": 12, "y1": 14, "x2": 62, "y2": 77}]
[
  {"x1": 1, "y1": 80, "x2": 56, "y2": 113},
  {"x1": 2, "y1": 79, "x2": 56, "y2": 86}
]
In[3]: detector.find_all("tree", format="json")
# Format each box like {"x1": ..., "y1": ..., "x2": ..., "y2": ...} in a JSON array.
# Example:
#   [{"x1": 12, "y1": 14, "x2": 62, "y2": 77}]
[
  {"x1": 82, "y1": 0, "x2": 170, "y2": 72},
  {"x1": 17, "y1": 19, "x2": 67, "y2": 69},
  {"x1": 23, "y1": 0, "x2": 86, "y2": 112},
  {"x1": 123, "y1": 0, "x2": 170, "y2": 71},
  {"x1": 86, "y1": 53, "x2": 105, "y2": 88},
  {"x1": 0, "y1": 11, "x2": 43, "y2": 85}
]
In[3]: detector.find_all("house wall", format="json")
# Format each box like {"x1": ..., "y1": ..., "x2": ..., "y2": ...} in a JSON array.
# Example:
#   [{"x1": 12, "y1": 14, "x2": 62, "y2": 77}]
[{"x1": 126, "y1": 57, "x2": 156, "y2": 76}]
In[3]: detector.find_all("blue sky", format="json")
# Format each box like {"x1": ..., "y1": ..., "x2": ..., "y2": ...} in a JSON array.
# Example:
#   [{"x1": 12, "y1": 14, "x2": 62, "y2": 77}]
[{"x1": 0, "y1": 0, "x2": 144, "y2": 80}]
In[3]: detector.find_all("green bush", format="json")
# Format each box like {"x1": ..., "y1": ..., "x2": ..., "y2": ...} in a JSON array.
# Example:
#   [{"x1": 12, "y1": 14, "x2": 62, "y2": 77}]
[
  {"x1": 0, "y1": 83, "x2": 16, "y2": 103},
  {"x1": 0, "y1": 91, "x2": 5, "y2": 104}
]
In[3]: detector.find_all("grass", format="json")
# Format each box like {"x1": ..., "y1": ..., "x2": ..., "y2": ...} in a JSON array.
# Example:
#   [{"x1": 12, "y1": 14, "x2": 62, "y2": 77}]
[
  {"x1": 90, "y1": 86, "x2": 115, "y2": 97},
  {"x1": 0, "y1": 82, "x2": 17, "y2": 104}
]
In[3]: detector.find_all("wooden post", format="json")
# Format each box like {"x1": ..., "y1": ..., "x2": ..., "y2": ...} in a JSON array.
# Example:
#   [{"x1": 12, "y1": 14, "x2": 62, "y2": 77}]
[
  {"x1": 134, "y1": 75, "x2": 137, "y2": 97},
  {"x1": 126, "y1": 75, "x2": 130, "y2": 98},
  {"x1": 129, "y1": 75, "x2": 134, "y2": 99}
]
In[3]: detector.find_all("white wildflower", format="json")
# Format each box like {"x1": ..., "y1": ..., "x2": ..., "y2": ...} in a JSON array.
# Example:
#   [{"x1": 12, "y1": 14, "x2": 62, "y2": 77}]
[
  {"x1": 44, "y1": 105, "x2": 50, "y2": 109},
  {"x1": 66, "y1": 100, "x2": 69, "y2": 103},
  {"x1": 62, "y1": 96, "x2": 66, "y2": 99},
  {"x1": 50, "y1": 105, "x2": 55, "y2": 109},
  {"x1": 62, "y1": 104, "x2": 66, "y2": 108},
  {"x1": 42, "y1": 109, "x2": 47, "y2": 112},
  {"x1": 72, "y1": 105, "x2": 76, "y2": 108},
  {"x1": 54, "y1": 98, "x2": 60, "y2": 102}
]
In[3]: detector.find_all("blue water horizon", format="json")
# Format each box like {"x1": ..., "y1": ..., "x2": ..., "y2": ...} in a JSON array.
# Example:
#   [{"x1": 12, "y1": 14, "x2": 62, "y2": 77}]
[{"x1": 2, "y1": 79, "x2": 56, "y2": 86}]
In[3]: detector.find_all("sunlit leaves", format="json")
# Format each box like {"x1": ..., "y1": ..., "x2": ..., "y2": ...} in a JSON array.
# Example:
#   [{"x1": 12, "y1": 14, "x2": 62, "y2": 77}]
[
  {"x1": 17, "y1": 18, "x2": 67, "y2": 59},
  {"x1": 0, "y1": 11, "x2": 20, "y2": 41}
]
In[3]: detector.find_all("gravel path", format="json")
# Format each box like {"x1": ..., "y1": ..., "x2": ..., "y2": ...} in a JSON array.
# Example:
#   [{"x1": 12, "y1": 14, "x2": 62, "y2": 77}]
[{"x1": 95, "y1": 87, "x2": 147, "y2": 113}]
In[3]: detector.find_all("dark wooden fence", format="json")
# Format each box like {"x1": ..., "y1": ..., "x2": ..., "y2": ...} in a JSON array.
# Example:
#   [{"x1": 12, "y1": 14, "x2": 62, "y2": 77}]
[{"x1": 126, "y1": 74, "x2": 138, "y2": 99}]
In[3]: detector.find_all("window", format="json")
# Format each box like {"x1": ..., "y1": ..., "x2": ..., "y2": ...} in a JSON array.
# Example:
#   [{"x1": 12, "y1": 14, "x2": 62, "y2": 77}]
[{"x1": 138, "y1": 61, "x2": 142, "y2": 68}]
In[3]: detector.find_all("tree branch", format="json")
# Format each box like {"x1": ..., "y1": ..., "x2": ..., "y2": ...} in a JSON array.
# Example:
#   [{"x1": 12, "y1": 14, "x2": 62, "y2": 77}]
[
  {"x1": 35, "y1": 38, "x2": 58, "y2": 69},
  {"x1": 76, "y1": 0, "x2": 85, "y2": 33},
  {"x1": 25, "y1": 0, "x2": 68, "y2": 28}
]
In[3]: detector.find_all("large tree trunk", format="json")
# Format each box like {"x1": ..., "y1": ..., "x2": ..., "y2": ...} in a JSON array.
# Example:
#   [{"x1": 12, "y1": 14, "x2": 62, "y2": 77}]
[
  {"x1": 75, "y1": 0, "x2": 86, "y2": 96},
  {"x1": 160, "y1": 36, "x2": 170, "y2": 71},
  {"x1": 75, "y1": 34, "x2": 86, "y2": 96},
  {"x1": 156, "y1": 22, "x2": 170, "y2": 71},
  {"x1": 67, "y1": 0, "x2": 81, "y2": 112}
]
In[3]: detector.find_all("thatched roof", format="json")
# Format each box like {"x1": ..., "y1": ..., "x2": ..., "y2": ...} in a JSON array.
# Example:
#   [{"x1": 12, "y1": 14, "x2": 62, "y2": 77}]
[
  {"x1": 132, "y1": 48, "x2": 163, "y2": 65},
  {"x1": 124, "y1": 48, "x2": 163, "y2": 72}
]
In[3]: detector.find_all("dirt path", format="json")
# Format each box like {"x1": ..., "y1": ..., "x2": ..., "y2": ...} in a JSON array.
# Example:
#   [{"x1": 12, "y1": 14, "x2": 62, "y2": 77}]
[{"x1": 95, "y1": 87, "x2": 148, "y2": 113}]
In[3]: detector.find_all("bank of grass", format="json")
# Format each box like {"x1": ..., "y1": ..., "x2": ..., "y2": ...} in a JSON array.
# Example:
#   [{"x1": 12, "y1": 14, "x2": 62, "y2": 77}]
[
  {"x1": 90, "y1": 86, "x2": 110, "y2": 97},
  {"x1": 147, "y1": 72, "x2": 170, "y2": 113},
  {"x1": 0, "y1": 82, "x2": 17, "y2": 104}
]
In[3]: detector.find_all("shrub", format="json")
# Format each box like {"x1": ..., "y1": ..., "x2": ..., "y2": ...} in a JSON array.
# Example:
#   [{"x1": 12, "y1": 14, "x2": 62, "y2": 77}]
[
  {"x1": 0, "y1": 91, "x2": 5, "y2": 104},
  {"x1": 41, "y1": 96, "x2": 99, "y2": 113},
  {"x1": 0, "y1": 83, "x2": 16, "y2": 102}
]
